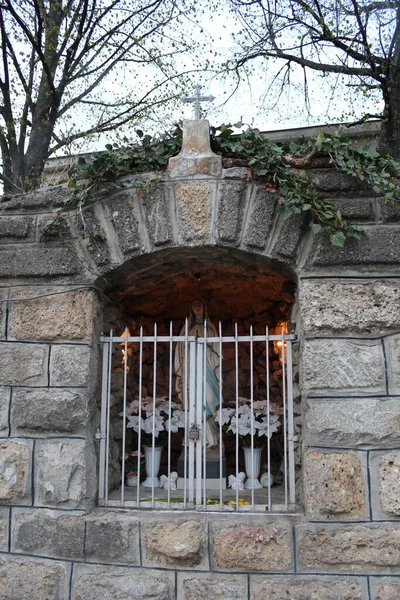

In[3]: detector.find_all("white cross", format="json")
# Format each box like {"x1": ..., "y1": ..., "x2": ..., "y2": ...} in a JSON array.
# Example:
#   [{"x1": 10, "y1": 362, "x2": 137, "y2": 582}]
[{"x1": 181, "y1": 84, "x2": 215, "y2": 120}]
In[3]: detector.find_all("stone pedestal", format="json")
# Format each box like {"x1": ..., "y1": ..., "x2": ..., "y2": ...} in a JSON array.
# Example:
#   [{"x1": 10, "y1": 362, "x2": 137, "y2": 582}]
[{"x1": 167, "y1": 120, "x2": 222, "y2": 178}]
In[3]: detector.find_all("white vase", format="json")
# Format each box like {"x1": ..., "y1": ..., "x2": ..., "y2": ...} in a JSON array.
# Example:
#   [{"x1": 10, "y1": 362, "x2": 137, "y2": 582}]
[
  {"x1": 126, "y1": 475, "x2": 138, "y2": 487},
  {"x1": 243, "y1": 446, "x2": 263, "y2": 489},
  {"x1": 142, "y1": 445, "x2": 163, "y2": 488}
]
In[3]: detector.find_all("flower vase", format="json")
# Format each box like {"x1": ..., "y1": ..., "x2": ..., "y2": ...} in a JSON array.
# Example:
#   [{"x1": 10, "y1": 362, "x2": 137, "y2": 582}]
[
  {"x1": 243, "y1": 446, "x2": 263, "y2": 489},
  {"x1": 126, "y1": 475, "x2": 138, "y2": 487},
  {"x1": 142, "y1": 445, "x2": 163, "y2": 488}
]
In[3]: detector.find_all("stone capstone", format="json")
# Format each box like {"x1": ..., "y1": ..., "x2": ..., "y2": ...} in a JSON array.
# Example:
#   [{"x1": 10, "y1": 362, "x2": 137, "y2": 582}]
[
  {"x1": 176, "y1": 182, "x2": 211, "y2": 243},
  {"x1": 0, "y1": 342, "x2": 48, "y2": 386},
  {"x1": 305, "y1": 397, "x2": 400, "y2": 449},
  {"x1": 0, "y1": 440, "x2": 31, "y2": 504},
  {"x1": 250, "y1": 575, "x2": 366, "y2": 599},
  {"x1": 85, "y1": 511, "x2": 139, "y2": 564},
  {"x1": 378, "y1": 454, "x2": 400, "y2": 516},
  {"x1": 211, "y1": 522, "x2": 292, "y2": 571},
  {"x1": 297, "y1": 524, "x2": 400, "y2": 572},
  {"x1": 72, "y1": 565, "x2": 174, "y2": 600},
  {"x1": 302, "y1": 339, "x2": 385, "y2": 396},
  {"x1": 0, "y1": 388, "x2": 9, "y2": 437},
  {"x1": 179, "y1": 574, "x2": 247, "y2": 599},
  {"x1": 8, "y1": 288, "x2": 99, "y2": 341},
  {"x1": 244, "y1": 187, "x2": 276, "y2": 248},
  {"x1": 168, "y1": 120, "x2": 222, "y2": 178},
  {"x1": 49, "y1": 344, "x2": 94, "y2": 387},
  {"x1": 35, "y1": 440, "x2": 96, "y2": 509},
  {"x1": 300, "y1": 280, "x2": 400, "y2": 335},
  {"x1": 304, "y1": 450, "x2": 366, "y2": 520},
  {"x1": 11, "y1": 388, "x2": 91, "y2": 436},
  {"x1": 12, "y1": 509, "x2": 85, "y2": 559},
  {"x1": 0, "y1": 556, "x2": 70, "y2": 600},
  {"x1": 217, "y1": 181, "x2": 246, "y2": 244},
  {"x1": 144, "y1": 520, "x2": 207, "y2": 567},
  {"x1": 384, "y1": 335, "x2": 400, "y2": 395}
]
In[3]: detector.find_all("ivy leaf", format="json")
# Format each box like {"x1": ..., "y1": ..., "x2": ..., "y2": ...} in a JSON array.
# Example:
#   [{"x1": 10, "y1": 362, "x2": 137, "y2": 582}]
[
  {"x1": 329, "y1": 231, "x2": 346, "y2": 247},
  {"x1": 310, "y1": 223, "x2": 322, "y2": 234}
]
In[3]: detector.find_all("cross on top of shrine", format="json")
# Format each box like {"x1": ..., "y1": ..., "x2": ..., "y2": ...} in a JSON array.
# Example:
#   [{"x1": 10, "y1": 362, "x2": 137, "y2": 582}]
[{"x1": 181, "y1": 84, "x2": 215, "y2": 120}]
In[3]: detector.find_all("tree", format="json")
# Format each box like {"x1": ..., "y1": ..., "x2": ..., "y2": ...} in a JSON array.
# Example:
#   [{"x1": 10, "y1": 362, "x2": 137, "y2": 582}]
[
  {"x1": 0, "y1": 0, "x2": 197, "y2": 194},
  {"x1": 227, "y1": 0, "x2": 400, "y2": 157}
]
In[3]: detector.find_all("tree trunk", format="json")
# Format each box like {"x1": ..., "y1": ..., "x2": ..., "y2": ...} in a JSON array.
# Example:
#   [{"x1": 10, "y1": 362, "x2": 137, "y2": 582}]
[{"x1": 378, "y1": 71, "x2": 400, "y2": 158}]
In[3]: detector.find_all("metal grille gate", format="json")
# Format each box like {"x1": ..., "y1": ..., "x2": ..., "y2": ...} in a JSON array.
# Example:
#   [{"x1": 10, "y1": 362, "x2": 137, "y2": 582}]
[{"x1": 97, "y1": 323, "x2": 296, "y2": 512}]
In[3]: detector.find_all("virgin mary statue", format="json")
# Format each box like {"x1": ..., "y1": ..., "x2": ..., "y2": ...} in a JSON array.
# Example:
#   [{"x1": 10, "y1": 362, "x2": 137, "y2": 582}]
[{"x1": 174, "y1": 298, "x2": 221, "y2": 449}]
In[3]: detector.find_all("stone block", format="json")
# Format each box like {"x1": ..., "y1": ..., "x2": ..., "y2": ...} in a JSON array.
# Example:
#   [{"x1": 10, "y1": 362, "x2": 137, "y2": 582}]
[
  {"x1": 0, "y1": 290, "x2": 6, "y2": 340},
  {"x1": 370, "y1": 578, "x2": 400, "y2": 600},
  {"x1": 301, "y1": 339, "x2": 385, "y2": 396},
  {"x1": 272, "y1": 214, "x2": 305, "y2": 260},
  {"x1": 243, "y1": 187, "x2": 276, "y2": 249},
  {"x1": 85, "y1": 510, "x2": 139, "y2": 565},
  {"x1": 211, "y1": 519, "x2": 293, "y2": 572},
  {"x1": 0, "y1": 440, "x2": 32, "y2": 504},
  {"x1": 142, "y1": 518, "x2": 208, "y2": 569},
  {"x1": 8, "y1": 288, "x2": 99, "y2": 341},
  {"x1": 109, "y1": 193, "x2": 144, "y2": 256},
  {"x1": 0, "y1": 216, "x2": 34, "y2": 238},
  {"x1": 0, "y1": 507, "x2": 9, "y2": 551},
  {"x1": 370, "y1": 451, "x2": 400, "y2": 520},
  {"x1": 303, "y1": 450, "x2": 367, "y2": 521},
  {"x1": 217, "y1": 181, "x2": 246, "y2": 244},
  {"x1": 75, "y1": 205, "x2": 111, "y2": 268},
  {"x1": 11, "y1": 388, "x2": 92, "y2": 437},
  {"x1": 168, "y1": 120, "x2": 222, "y2": 178},
  {"x1": 300, "y1": 280, "x2": 400, "y2": 335},
  {"x1": 307, "y1": 227, "x2": 400, "y2": 270},
  {"x1": 0, "y1": 387, "x2": 10, "y2": 438},
  {"x1": 35, "y1": 440, "x2": 96, "y2": 510},
  {"x1": 142, "y1": 186, "x2": 173, "y2": 246},
  {"x1": 305, "y1": 397, "x2": 400, "y2": 449},
  {"x1": 334, "y1": 197, "x2": 374, "y2": 220},
  {"x1": 0, "y1": 185, "x2": 72, "y2": 210},
  {"x1": 297, "y1": 523, "x2": 400, "y2": 573},
  {"x1": 250, "y1": 575, "x2": 367, "y2": 599},
  {"x1": 12, "y1": 508, "x2": 85, "y2": 559},
  {"x1": 380, "y1": 198, "x2": 400, "y2": 222},
  {"x1": 49, "y1": 344, "x2": 94, "y2": 387},
  {"x1": 0, "y1": 555, "x2": 70, "y2": 599},
  {"x1": 0, "y1": 245, "x2": 79, "y2": 277},
  {"x1": 176, "y1": 181, "x2": 212, "y2": 243},
  {"x1": 72, "y1": 564, "x2": 175, "y2": 600},
  {"x1": 178, "y1": 572, "x2": 247, "y2": 600},
  {"x1": 0, "y1": 342, "x2": 48, "y2": 386},
  {"x1": 385, "y1": 335, "x2": 400, "y2": 395},
  {"x1": 307, "y1": 169, "x2": 369, "y2": 196}
]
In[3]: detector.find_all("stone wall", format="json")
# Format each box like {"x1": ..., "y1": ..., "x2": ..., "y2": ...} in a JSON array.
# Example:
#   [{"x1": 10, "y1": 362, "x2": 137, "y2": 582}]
[{"x1": 0, "y1": 120, "x2": 400, "y2": 598}]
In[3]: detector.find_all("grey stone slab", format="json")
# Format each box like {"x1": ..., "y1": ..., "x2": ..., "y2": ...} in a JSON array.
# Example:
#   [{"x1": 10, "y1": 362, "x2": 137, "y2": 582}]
[
  {"x1": 0, "y1": 387, "x2": 10, "y2": 438},
  {"x1": 0, "y1": 554, "x2": 71, "y2": 600},
  {"x1": 12, "y1": 507, "x2": 85, "y2": 560},
  {"x1": 0, "y1": 290, "x2": 6, "y2": 340},
  {"x1": 380, "y1": 198, "x2": 400, "y2": 222},
  {"x1": 272, "y1": 214, "x2": 305, "y2": 260},
  {"x1": 71, "y1": 563, "x2": 175, "y2": 600},
  {"x1": 177, "y1": 572, "x2": 247, "y2": 600},
  {"x1": 334, "y1": 197, "x2": 375, "y2": 221},
  {"x1": 305, "y1": 397, "x2": 400, "y2": 449},
  {"x1": 370, "y1": 577, "x2": 400, "y2": 600},
  {"x1": 307, "y1": 169, "x2": 369, "y2": 196},
  {"x1": 85, "y1": 510, "x2": 139, "y2": 565},
  {"x1": 0, "y1": 246, "x2": 79, "y2": 277},
  {"x1": 302, "y1": 339, "x2": 386, "y2": 396},
  {"x1": 307, "y1": 227, "x2": 400, "y2": 269},
  {"x1": 108, "y1": 193, "x2": 144, "y2": 255},
  {"x1": 244, "y1": 187, "x2": 276, "y2": 249},
  {"x1": 0, "y1": 439, "x2": 33, "y2": 505},
  {"x1": 0, "y1": 216, "x2": 34, "y2": 239},
  {"x1": 11, "y1": 388, "x2": 92, "y2": 437},
  {"x1": 370, "y1": 451, "x2": 400, "y2": 520},
  {"x1": 142, "y1": 186, "x2": 173, "y2": 246},
  {"x1": 76, "y1": 206, "x2": 111, "y2": 268},
  {"x1": 300, "y1": 279, "x2": 400, "y2": 336},
  {"x1": 217, "y1": 181, "x2": 246, "y2": 244},
  {"x1": 0, "y1": 185, "x2": 72, "y2": 210},
  {"x1": 385, "y1": 335, "x2": 400, "y2": 395},
  {"x1": 35, "y1": 440, "x2": 96, "y2": 510},
  {"x1": 0, "y1": 507, "x2": 9, "y2": 551},
  {"x1": 49, "y1": 344, "x2": 94, "y2": 386},
  {"x1": 250, "y1": 575, "x2": 368, "y2": 600},
  {"x1": 0, "y1": 342, "x2": 48, "y2": 386},
  {"x1": 296, "y1": 522, "x2": 400, "y2": 573}
]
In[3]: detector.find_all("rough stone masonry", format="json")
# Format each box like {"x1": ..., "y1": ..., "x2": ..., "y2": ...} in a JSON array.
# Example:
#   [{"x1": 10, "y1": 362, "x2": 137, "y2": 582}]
[{"x1": 0, "y1": 120, "x2": 399, "y2": 599}]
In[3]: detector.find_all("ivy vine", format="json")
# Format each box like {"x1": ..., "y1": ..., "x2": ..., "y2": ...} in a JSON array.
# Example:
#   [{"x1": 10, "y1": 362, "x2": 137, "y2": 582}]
[{"x1": 44, "y1": 122, "x2": 400, "y2": 248}]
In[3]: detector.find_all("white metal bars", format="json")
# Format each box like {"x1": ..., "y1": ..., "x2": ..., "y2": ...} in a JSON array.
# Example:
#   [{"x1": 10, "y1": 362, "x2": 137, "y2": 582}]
[{"x1": 98, "y1": 324, "x2": 296, "y2": 512}]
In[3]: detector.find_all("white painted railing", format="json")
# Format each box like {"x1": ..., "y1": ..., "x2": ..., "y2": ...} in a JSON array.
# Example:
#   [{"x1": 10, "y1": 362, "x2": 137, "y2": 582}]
[{"x1": 97, "y1": 323, "x2": 296, "y2": 512}]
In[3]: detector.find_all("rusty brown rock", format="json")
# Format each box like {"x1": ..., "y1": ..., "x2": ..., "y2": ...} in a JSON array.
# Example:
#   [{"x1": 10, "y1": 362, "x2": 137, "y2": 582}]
[
  {"x1": 144, "y1": 520, "x2": 207, "y2": 567},
  {"x1": 379, "y1": 454, "x2": 400, "y2": 516},
  {"x1": 250, "y1": 576, "x2": 366, "y2": 599},
  {"x1": 304, "y1": 450, "x2": 366, "y2": 520},
  {"x1": 175, "y1": 182, "x2": 211, "y2": 243}
]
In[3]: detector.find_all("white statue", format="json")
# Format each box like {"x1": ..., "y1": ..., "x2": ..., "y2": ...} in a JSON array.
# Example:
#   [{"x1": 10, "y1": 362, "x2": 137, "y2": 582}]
[
  {"x1": 228, "y1": 472, "x2": 246, "y2": 490},
  {"x1": 260, "y1": 472, "x2": 274, "y2": 488},
  {"x1": 174, "y1": 298, "x2": 222, "y2": 449},
  {"x1": 159, "y1": 471, "x2": 178, "y2": 490}
]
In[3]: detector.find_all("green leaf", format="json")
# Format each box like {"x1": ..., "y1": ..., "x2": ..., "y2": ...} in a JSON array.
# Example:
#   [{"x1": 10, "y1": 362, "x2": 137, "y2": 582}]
[
  {"x1": 310, "y1": 223, "x2": 322, "y2": 234},
  {"x1": 329, "y1": 231, "x2": 346, "y2": 247}
]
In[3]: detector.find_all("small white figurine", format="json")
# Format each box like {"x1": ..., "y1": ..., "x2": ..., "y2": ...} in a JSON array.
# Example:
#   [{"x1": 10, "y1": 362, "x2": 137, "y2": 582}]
[
  {"x1": 228, "y1": 472, "x2": 246, "y2": 490},
  {"x1": 159, "y1": 471, "x2": 178, "y2": 490},
  {"x1": 260, "y1": 472, "x2": 274, "y2": 488}
]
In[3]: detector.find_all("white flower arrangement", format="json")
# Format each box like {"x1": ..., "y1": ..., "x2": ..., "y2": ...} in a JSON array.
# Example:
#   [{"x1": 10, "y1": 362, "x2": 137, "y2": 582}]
[
  {"x1": 214, "y1": 399, "x2": 281, "y2": 447},
  {"x1": 121, "y1": 397, "x2": 185, "y2": 444}
]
